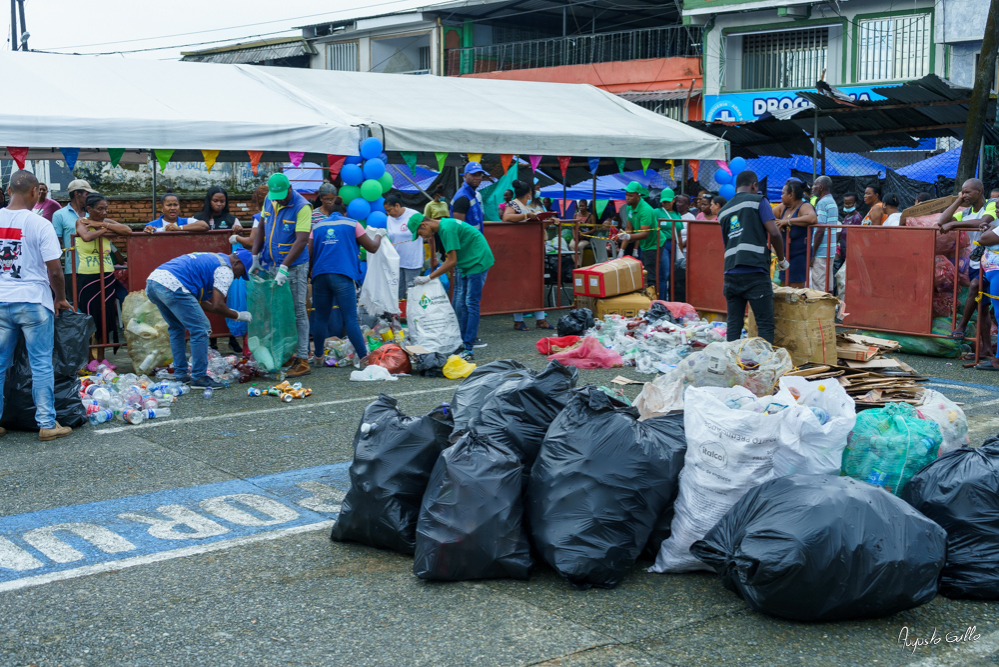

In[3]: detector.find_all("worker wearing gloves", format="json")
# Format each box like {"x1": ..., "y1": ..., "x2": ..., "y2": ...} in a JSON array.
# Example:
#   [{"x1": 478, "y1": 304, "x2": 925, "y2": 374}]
[
  {"x1": 250, "y1": 173, "x2": 312, "y2": 378},
  {"x1": 617, "y1": 181, "x2": 670, "y2": 299},
  {"x1": 715, "y1": 170, "x2": 787, "y2": 345},
  {"x1": 146, "y1": 250, "x2": 253, "y2": 390}
]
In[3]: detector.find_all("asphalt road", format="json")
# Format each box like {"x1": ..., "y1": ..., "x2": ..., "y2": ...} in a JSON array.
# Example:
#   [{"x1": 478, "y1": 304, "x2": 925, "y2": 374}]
[{"x1": 2, "y1": 315, "x2": 999, "y2": 667}]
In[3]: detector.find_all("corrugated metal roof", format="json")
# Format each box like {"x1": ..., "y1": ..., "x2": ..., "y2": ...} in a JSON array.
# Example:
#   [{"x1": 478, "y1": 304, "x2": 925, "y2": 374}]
[
  {"x1": 181, "y1": 38, "x2": 316, "y2": 64},
  {"x1": 617, "y1": 88, "x2": 701, "y2": 103}
]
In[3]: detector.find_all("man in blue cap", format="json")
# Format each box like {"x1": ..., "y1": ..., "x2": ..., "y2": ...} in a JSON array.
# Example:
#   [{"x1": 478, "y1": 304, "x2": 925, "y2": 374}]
[
  {"x1": 146, "y1": 249, "x2": 253, "y2": 390},
  {"x1": 450, "y1": 161, "x2": 489, "y2": 347}
]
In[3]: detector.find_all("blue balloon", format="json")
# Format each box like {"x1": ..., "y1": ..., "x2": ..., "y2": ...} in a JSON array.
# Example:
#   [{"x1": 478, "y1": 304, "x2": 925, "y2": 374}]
[
  {"x1": 719, "y1": 184, "x2": 736, "y2": 199},
  {"x1": 729, "y1": 156, "x2": 748, "y2": 175},
  {"x1": 340, "y1": 163, "x2": 363, "y2": 186},
  {"x1": 345, "y1": 156, "x2": 362, "y2": 166},
  {"x1": 367, "y1": 210, "x2": 388, "y2": 228},
  {"x1": 360, "y1": 137, "x2": 383, "y2": 161},
  {"x1": 714, "y1": 168, "x2": 732, "y2": 185},
  {"x1": 347, "y1": 198, "x2": 371, "y2": 221},
  {"x1": 371, "y1": 197, "x2": 385, "y2": 213},
  {"x1": 363, "y1": 158, "x2": 385, "y2": 180}
]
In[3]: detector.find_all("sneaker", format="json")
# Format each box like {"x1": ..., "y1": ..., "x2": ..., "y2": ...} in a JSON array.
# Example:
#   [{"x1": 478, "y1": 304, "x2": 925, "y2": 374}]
[
  {"x1": 39, "y1": 422, "x2": 72, "y2": 442},
  {"x1": 191, "y1": 377, "x2": 227, "y2": 390},
  {"x1": 459, "y1": 349, "x2": 474, "y2": 362},
  {"x1": 0, "y1": 426, "x2": 6, "y2": 438},
  {"x1": 286, "y1": 357, "x2": 312, "y2": 378},
  {"x1": 473, "y1": 338, "x2": 488, "y2": 348}
]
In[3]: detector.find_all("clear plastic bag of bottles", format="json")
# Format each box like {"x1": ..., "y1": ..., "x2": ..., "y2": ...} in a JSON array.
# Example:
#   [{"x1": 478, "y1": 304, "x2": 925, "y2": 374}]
[{"x1": 122, "y1": 290, "x2": 173, "y2": 375}]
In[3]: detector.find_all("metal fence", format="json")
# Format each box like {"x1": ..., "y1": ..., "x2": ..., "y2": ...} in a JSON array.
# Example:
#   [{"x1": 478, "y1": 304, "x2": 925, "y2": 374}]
[{"x1": 445, "y1": 25, "x2": 702, "y2": 76}]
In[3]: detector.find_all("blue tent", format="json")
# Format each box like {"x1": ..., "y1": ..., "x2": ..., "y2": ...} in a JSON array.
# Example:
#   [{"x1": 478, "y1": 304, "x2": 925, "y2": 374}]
[
  {"x1": 538, "y1": 169, "x2": 671, "y2": 200},
  {"x1": 283, "y1": 162, "x2": 324, "y2": 194},
  {"x1": 385, "y1": 163, "x2": 440, "y2": 193},
  {"x1": 896, "y1": 147, "x2": 960, "y2": 182},
  {"x1": 741, "y1": 151, "x2": 889, "y2": 200}
]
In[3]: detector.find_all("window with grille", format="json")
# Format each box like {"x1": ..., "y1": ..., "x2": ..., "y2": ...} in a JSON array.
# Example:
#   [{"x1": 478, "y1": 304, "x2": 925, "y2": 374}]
[
  {"x1": 741, "y1": 28, "x2": 828, "y2": 90},
  {"x1": 419, "y1": 46, "x2": 431, "y2": 71},
  {"x1": 857, "y1": 14, "x2": 931, "y2": 82},
  {"x1": 327, "y1": 42, "x2": 358, "y2": 71}
]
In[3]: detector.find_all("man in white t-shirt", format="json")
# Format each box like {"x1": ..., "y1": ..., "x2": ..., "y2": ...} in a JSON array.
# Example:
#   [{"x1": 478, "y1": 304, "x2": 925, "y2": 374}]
[
  {"x1": 383, "y1": 193, "x2": 425, "y2": 299},
  {"x1": 0, "y1": 170, "x2": 73, "y2": 441}
]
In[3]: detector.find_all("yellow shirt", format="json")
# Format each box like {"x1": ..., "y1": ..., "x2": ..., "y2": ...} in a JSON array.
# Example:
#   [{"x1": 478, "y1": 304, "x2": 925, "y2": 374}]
[
  {"x1": 75, "y1": 237, "x2": 116, "y2": 275},
  {"x1": 424, "y1": 200, "x2": 450, "y2": 220}
]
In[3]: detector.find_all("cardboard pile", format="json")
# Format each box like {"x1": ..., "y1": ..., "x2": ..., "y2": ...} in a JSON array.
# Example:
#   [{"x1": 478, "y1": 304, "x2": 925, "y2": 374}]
[
  {"x1": 836, "y1": 332, "x2": 907, "y2": 370},
  {"x1": 748, "y1": 287, "x2": 838, "y2": 366},
  {"x1": 573, "y1": 257, "x2": 652, "y2": 317},
  {"x1": 787, "y1": 356, "x2": 927, "y2": 408}
]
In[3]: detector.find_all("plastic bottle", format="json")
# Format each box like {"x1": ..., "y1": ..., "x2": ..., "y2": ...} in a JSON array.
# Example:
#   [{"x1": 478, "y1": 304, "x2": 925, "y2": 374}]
[
  {"x1": 119, "y1": 409, "x2": 145, "y2": 425},
  {"x1": 143, "y1": 397, "x2": 159, "y2": 410},
  {"x1": 99, "y1": 367, "x2": 118, "y2": 383},
  {"x1": 89, "y1": 409, "x2": 114, "y2": 425},
  {"x1": 202, "y1": 387, "x2": 214, "y2": 399},
  {"x1": 144, "y1": 408, "x2": 171, "y2": 419}
]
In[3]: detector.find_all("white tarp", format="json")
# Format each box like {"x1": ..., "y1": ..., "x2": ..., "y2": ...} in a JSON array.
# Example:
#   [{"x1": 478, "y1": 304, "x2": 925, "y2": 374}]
[{"x1": 0, "y1": 51, "x2": 726, "y2": 161}]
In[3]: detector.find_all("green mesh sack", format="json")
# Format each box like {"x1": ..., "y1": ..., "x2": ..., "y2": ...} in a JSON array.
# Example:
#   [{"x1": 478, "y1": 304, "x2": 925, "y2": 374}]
[
  {"x1": 842, "y1": 403, "x2": 943, "y2": 496},
  {"x1": 853, "y1": 317, "x2": 967, "y2": 358},
  {"x1": 246, "y1": 274, "x2": 298, "y2": 372}
]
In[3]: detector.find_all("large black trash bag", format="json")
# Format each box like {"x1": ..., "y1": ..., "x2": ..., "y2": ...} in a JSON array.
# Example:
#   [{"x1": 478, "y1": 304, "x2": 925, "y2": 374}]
[
  {"x1": 1, "y1": 310, "x2": 94, "y2": 430},
  {"x1": 528, "y1": 387, "x2": 687, "y2": 589},
  {"x1": 450, "y1": 359, "x2": 533, "y2": 434},
  {"x1": 330, "y1": 394, "x2": 453, "y2": 554},
  {"x1": 902, "y1": 438, "x2": 999, "y2": 599},
  {"x1": 470, "y1": 361, "x2": 578, "y2": 466},
  {"x1": 556, "y1": 308, "x2": 594, "y2": 337},
  {"x1": 690, "y1": 475, "x2": 946, "y2": 622},
  {"x1": 414, "y1": 431, "x2": 532, "y2": 581},
  {"x1": 412, "y1": 352, "x2": 448, "y2": 377}
]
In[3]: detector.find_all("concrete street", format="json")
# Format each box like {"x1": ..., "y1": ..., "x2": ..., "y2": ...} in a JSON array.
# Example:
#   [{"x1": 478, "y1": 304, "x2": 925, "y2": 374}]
[{"x1": 1, "y1": 315, "x2": 998, "y2": 667}]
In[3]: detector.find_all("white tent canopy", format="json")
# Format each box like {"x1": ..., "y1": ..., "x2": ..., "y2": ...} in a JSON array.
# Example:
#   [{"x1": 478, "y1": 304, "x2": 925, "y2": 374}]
[{"x1": 0, "y1": 52, "x2": 726, "y2": 162}]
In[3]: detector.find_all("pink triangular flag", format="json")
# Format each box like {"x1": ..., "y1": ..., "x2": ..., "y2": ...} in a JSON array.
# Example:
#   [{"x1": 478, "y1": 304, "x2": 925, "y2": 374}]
[
  {"x1": 289, "y1": 151, "x2": 305, "y2": 168},
  {"x1": 529, "y1": 155, "x2": 542, "y2": 171}
]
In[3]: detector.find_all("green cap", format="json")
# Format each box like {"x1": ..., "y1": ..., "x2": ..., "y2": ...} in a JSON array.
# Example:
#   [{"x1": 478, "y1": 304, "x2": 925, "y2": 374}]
[
  {"x1": 624, "y1": 181, "x2": 649, "y2": 196},
  {"x1": 660, "y1": 188, "x2": 675, "y2": 202},
  {"x1": 407, "y1": 212, "x2": 425, "y2": 240},
  {"x1": 267, "y1": 173, "x2": 291, "y2": 201}
]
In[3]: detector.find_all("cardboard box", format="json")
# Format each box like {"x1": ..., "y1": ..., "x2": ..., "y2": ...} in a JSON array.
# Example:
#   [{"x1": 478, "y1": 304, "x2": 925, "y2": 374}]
[
  {"x1": 747, "y1": 287, "x2": 838, "y2": 366},
  {"x1": 573, "y1": 256, "x2": 644, "y2": 297},
  {"x1": 837, "y1": 343, "x2": 880, "y2": 362},
  {"x1": 576, "y1": 293, "x2": 652, "y2": 319}
]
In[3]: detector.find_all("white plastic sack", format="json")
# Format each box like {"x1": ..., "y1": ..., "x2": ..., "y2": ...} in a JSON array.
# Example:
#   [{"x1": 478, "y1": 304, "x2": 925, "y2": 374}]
[
  {"x1": 917, "y1": 389, "x2": 969, "y2": 456},
  {"x1": 651, "y1": 386, "x2": 796, "y2": 573},
  {"x1": 359, "y1": 235, "x2": 401, "y2": 316},
  {"x1": 406, "y1": 279, "x2": 463, "y2": 355},
  {"x1": 349, "y1": 365, "x2": 398, "y2": 382},
  {"x1": 772, "y1": 376, "x2": 857, "y2": 476},
  {"x1": 633, "y1": 373, "x2": 684, "y2": 421}
]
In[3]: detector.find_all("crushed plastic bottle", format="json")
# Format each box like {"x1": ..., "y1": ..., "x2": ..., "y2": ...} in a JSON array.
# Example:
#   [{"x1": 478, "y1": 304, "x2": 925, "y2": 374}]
[
  {"x1": 144, "y1": 408, "x2": 171, "y2": 419},
  {"x1": 89, "y1": 409, "x2": 114, "y2": 425},
  {"x1": 120, "y1": 409, "x2": 145, "y2": 425},
  {"x1": 202, "y1": 387, "x2": 214, "y2": 399}
]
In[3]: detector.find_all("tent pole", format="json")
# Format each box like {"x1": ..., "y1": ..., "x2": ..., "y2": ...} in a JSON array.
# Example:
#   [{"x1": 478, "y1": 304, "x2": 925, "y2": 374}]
[
  {"x1": 812, "y1": 106, "x2": 818, "y2": 184},
  {"x1": 150, "y1": 152, "x2": 157, "y2": 219}
]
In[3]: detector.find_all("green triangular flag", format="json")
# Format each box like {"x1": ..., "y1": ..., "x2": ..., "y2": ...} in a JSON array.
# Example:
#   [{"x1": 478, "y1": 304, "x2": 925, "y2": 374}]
[
  {"x1": 641, "y1": 157, "x2": 651, "y2": 174},
  {"x1": 107, "y1": 148, "x2": 125, "y2": 168},
  {"x1": 155, "y1": 149, "x2": 175, "y2": 172},
  {"x1": 401, "y1": 151, "x2": 418, "y2": 176},
  {"x1": 614, "y1": 157, "x2": 626, "y2": 173},
  {"x1": 435, "y1": 152, "x2": 448, "y2": 172}
]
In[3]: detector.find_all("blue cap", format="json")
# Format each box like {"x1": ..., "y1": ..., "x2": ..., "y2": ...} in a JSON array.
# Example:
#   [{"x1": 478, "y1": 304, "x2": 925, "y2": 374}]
[
  {"x1": 463, "y1": 162, "x2": 487, "y2": 176},
  {"x1": 233, "y1": 249, "x2": 253, "y2": 278}
]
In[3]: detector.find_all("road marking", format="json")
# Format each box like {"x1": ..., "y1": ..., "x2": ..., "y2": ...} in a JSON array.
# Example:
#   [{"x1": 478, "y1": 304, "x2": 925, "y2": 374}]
[{"x1": 94, "y1": 386, "x2": 453, "y2": 434}]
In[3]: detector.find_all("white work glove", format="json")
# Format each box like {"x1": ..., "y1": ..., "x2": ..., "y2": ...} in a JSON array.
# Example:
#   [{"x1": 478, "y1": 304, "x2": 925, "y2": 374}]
[
  {"x1": 413, "y1": 275, "x2": 431, "y2": 286},
  {"x1": 249, "y1": 254, "x2": 262, "y2": 274},
  {"x1": 229, "y1": 234, "x2": 240, "y2": 245},
  {"x1": 778, "y1": 259, "x2": 791, "y2": 271},
  {"x1": 370, "y1": 227, "x2": 389, "y2": 238},
  {"x1": 617, "y1": 232, "x2": 631, "y2": 241},
  {"x1": 616, "y1": 249, "x2": 626, "y2": 259},
  {"x1": 275, "y1": 265, "x2": 290, "y2": 287},
  {"x1": 236, "y1": 311, "x2": 252, "y2": 323}
]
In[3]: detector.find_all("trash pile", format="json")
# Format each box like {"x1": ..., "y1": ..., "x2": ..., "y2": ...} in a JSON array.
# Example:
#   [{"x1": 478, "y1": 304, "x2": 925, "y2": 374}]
[
  {"x1": 81, "y1": 365, "x2": 188, "y2": 425},
  {"x1": 246, "y1": 381, "x2": 312, "y2": 401}
]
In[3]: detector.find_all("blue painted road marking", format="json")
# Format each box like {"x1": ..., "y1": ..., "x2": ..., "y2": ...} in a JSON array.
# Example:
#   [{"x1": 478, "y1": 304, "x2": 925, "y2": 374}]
[{"x1": 0, "y1": 463, "x2": 351, "y2": 591}]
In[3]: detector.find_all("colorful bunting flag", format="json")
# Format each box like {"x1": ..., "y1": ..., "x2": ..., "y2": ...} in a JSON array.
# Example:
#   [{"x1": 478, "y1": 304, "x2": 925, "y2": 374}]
[
  {"x1": 467, "y1": 153, "x2": 482, "y2": 164},
  {"x1": 435, "y1": 152, "x2": 448, "y2": 172},
  {"x1": 665, "y1": 159, "x2": 675, "y2": 180},
  {"x1": 248, "y1": 151, "x2": 263, "y2": 176},
  {"x1": 327, "y1": 155, "x2": 346, "y2": 180},
  {"x1": 202, "y1": 150, "x2": 219, "y2": 173},
  {"x1": 500, "y1": 154, "x2": 513, "y2": 173},
  {"x1": 690, "y1": 160, "x2": 699, "y2": 181},
  {"x1": 529, "y1": 155, "x2": 542, "y2": 171},
  {"x1": 401, "y1": 151, "x2": 418, "y2": 176},
  {"x1": 557, "y1": 156, "x2": 570, "y2": 179},
  {"x1": 6, "y1": 147, "x2": 28, "y2": 170},
  {"x1": 107, "y1": 149, "x2": 125, "y2": 168},
  {"x1": 614, "y1": 157, "x2": 626, "y2": 173},
  {"x1": 60, "y1": 148, "x2": 80, "y2": 171},
  {"x1": 641, "y1": 157, "x2": 651, "y2": 174},
  {"x1": 154, "y1": 149, "x2": 174, "y2": 173},
  {"x1": 289, "y1": 151, "x2": 305, "y2": 168},
  {"x1": 588, "y1": 157, "x2": 600, "y2": 175}
]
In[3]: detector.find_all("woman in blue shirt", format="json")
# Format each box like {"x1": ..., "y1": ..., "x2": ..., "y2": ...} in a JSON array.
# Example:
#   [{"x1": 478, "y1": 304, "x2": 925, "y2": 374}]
[{"x1": 142, "y1": 193, "x2": 209, "y2": 233}]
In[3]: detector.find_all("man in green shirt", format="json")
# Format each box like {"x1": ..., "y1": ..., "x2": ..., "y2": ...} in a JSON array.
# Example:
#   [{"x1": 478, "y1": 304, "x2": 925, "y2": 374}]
[
  {"x1": 617, "y1": 181, "x2": 671, "y2": 299},
  {"x1": 409, "y1": 213, "x2": 494, "y2": 360}
]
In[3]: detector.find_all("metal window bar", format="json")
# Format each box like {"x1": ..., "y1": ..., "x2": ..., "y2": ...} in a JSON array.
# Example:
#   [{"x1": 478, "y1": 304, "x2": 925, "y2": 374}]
[
  {"x1": 327, "y1": 42, "x2": 358, "y2": 72},
  {"x1": 741, "y1": 28, "x2": 828, "y2": 90},
  {"x1": 445, "y1": 25, "x2": 702, "y2": 75},
  {"x1": 858, "y1": 14, "x2": 930, "y2": 82}
]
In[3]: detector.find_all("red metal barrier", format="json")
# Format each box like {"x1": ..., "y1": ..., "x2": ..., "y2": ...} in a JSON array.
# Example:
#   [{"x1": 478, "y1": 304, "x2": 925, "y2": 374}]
[
  {"x1": 479, "y1": 221, "x2": 546, "y2": 316},
  {"x1": 684, "y1": 220, "x2": 726, "y2": 313}
]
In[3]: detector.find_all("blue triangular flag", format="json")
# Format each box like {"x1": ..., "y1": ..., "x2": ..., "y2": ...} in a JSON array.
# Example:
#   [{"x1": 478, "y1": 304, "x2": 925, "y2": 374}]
[
  {"x1": 60, "y1": 148, "x2": 79, "y2": 171},
  {"x1": 588, "y1": 157, "x2": 600, "y2": 174}
]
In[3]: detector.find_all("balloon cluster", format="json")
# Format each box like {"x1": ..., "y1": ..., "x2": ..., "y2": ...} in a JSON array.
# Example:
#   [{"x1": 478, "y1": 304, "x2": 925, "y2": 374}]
[
  {"x1": 340, "y1": 137, "x2": 393, "y2": 228},
  {"x1": 712, "y1": 156, "x2": 748, "y2": 200}
]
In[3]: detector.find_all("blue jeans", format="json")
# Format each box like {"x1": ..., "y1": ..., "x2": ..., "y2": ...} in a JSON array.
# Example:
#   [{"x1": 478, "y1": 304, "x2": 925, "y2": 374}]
[
  {"x1": 452, "y1": 268, "x2": 465, "y2": 328},
  {"x1": 456, "y1": 270, "x2": 488, "y2": 351},
  {"x1": 0, "y1": 303, "x2": 55, "y2": 429},
  {"x1": 312, "y1": 272, "x2": 366, "y2": 361},
  {"x1": 147, "y1": 280, "x2": 211, "y2": 380},
  {"x1": 642, "y1": 244, "x2": 672, "y2": 300}
]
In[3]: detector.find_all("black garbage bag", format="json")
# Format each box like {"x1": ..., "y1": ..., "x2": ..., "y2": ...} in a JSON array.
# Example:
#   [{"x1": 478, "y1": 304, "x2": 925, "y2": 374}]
[
  {"x1": 412, "y1": 352, "x2": 448, "y2": 377},
  {"x1": 902, "y1": 439, "x2": 999, "y2": 599},
  {"x1": 470, "y1": 361, "x2": 578, "y2": 466},
  {"x1": 645, "y1": 301, "x2": 675, "y2": 324},
  {"x1": 690, "y1": 475, "x2": 946, "y2": 622},
  {"x1": 331, "y1": 394, "x2": 454, "y2": 554},
  {"x1": 414, "y1": 431, "x2": 532, "y2": 581},
  {"x1": 450, "y1": 359, "x2": 533, "y2": 434},
  {"x1": 528, "y1": 387, "x2": 687, "y2": 589},
  {"x1": 1, "y1": 310, "x2": 94, "y2": 430},
  {"x1": 556, "y1": 308, "x2": 594, "y2": 336}
]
